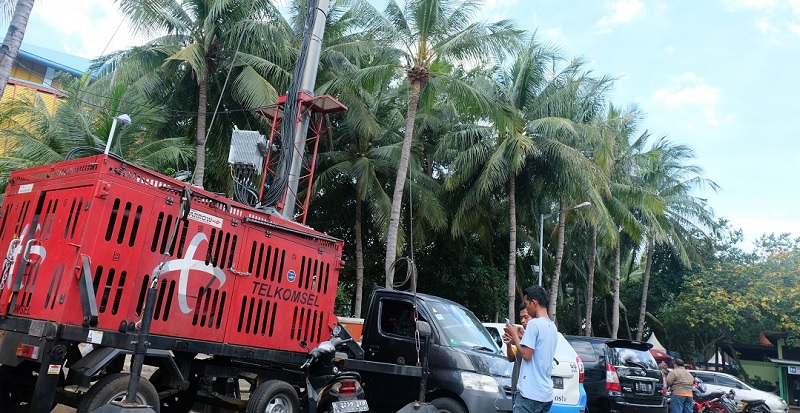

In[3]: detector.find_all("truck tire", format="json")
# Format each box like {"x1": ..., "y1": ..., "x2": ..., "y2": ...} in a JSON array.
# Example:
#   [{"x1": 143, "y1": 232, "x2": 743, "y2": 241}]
[
  {"x1": 431, "y1": 397, "x2": 466, "y2": 413},
  {"x1": 246, "y1": 380, "x2": 300, "y2": 413},
  {"x1": 77, "y1": 372, "x2": 160, "y2": 413}
]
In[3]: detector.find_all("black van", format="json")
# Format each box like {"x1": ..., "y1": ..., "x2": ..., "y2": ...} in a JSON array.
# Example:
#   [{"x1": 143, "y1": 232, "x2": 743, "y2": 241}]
[
  {"x1": 565, "y1": 336, "x2": 667, "y2": 413},
  {"x1": 359, "y1": 289, "x2": 514, "y2": 413}
]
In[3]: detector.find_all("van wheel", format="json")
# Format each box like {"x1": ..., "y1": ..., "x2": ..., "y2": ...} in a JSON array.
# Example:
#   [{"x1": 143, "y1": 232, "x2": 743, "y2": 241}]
[
  {"x1": 77, "y1": 372, "x2": 160, "y2": 413},
  {"x1": 431, "y1": 397, "x2": 466, "y2": 413},
  {"x1": 246, "y1": 380, "x2": 299, "y2": 413}
]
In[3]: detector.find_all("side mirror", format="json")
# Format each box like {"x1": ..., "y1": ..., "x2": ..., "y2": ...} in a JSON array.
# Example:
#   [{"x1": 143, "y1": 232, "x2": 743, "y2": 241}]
[{"x1": 416, "y1": 320, "x2": 432, "y2": 338}]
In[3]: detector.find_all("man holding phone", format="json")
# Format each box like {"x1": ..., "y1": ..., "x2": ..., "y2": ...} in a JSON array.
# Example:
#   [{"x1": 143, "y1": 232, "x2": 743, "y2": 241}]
[
  {"x1": 504, "y1": 285, "x2": 557, "y2": 413},
  {"x1": 504, "y1": 303, "x2": 532, "y2": 406}
]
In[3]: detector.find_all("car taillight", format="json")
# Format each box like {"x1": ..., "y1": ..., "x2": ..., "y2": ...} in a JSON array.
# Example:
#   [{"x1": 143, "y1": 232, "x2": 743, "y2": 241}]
[
  {"x1": 577, "y1": 356, "x2": 584, "y2": 383},
  {"x1": 333, "y1": 379, "x2": 359, "y2": 397},
  {"x1": 605, "y1": 363, "x2": 621, "y2": 392}
]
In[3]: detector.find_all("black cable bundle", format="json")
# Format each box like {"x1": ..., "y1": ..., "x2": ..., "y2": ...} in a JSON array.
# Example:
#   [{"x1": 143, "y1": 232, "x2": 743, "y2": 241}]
[{"x1": 261, "y1": 0, "x2": 321, "y2": 209}]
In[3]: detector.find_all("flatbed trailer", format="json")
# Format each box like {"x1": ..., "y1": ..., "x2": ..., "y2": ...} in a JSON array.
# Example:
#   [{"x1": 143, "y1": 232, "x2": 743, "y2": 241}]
[{"x1": 0, "y1": 154, "x2": 424, "y2": 413}]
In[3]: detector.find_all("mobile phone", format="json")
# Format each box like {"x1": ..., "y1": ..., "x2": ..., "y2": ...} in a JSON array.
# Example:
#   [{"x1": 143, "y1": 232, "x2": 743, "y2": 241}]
[{"x1": 504, "y1": 317, "x2": 511, "y2": 324}]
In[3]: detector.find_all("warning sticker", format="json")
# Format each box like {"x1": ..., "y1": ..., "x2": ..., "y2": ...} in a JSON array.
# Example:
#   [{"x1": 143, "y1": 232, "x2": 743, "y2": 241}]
[
  {"x1": 87, "y1": 330, "x2": 104, "y2": 344},
  {"x1": 18, "y1": 184, "x2": 33, "y2": 194},
  {"x1": 47, "y1": 364, "x2": 61, "y2": 375},
  {"x1": 188, "y1": 209, "x2": 223, "y2": 228}
]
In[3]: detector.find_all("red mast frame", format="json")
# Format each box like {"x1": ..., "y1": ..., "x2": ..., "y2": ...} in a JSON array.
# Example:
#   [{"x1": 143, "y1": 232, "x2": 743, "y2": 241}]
[{"x1": 256, "y1": 92, "x2": 347, "y2": 224}]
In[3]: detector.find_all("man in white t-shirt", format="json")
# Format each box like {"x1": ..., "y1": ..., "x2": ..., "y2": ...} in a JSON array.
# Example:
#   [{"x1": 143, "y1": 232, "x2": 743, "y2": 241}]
[{"x1": 504, "y1": 285, "x2": 557, "y2": 413}]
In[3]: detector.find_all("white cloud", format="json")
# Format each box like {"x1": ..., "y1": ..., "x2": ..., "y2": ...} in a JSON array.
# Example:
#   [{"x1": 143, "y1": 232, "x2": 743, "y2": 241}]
[
  {"x1": 596, "y1": 0, "x2": 645, "y2": 30},
  {"x1": 725, "y1": 0, "x2": 800, "y2": 39},
  {"x1": 481, "y1": 0, "x2": 520, "y2": 22},
  {"x1": 652, "y1": 84, "x2": 719, "y2": 107},
  {"x1": 30, "y1": 1, "x2": 145, "y2": 59},
  {"x1": 725, "y1": 0, "x2": 778, "y2": 10},
  {"x1": 650, "y1": 73, "x2": 730, "y2": 126}
]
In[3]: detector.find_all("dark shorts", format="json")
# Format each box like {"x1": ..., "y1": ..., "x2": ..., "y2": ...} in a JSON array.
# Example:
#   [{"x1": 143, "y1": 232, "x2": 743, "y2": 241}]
[{"x1": 513, "y1": 396, "x2": 552, "y2": 413}]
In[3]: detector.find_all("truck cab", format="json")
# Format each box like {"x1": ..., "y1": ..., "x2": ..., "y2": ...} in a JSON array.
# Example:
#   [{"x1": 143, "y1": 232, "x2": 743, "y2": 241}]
[{"x1": 359, "y1": 288, "x2": 513, "y2": 413}]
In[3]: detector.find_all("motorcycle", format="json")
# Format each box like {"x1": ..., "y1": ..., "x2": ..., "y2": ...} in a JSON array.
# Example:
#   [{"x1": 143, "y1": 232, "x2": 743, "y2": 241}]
[
  {"x1": 301, "y1": 337, "x2": 369, "y2": 413},
  {"x1": 725, "y1": 389, "x2": 770, "y2": 413},
  {"x1": 693, "y1": 390, "x2": 735, "y2": 413}
]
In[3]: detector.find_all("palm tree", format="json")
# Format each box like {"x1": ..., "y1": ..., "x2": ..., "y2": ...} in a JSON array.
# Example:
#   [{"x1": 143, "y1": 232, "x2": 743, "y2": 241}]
[
  {"x1": 530, "y1": 72, "x2": 614, "y2": 323},
  {"x1": 0, "y1": 74, "x2": 193, "y2": 189},
  {"x1": 439, "y1": 38, "x2": 609, "y2": 320},
  {"x1": 600, "y1": 113, "x2": 664, "y2": 338},
  {"x1": 111, "y1": 0, "x2": 291, "y2": 189},
  {"x1": 0, "y1": 0, "x2": 35, "y2": 99},
  {"x1": 351, "y1": 0, "x2": 522, "y2": 287},
  {"x1": 633, "y1": 137, "x2": 717, "y2": 340}
]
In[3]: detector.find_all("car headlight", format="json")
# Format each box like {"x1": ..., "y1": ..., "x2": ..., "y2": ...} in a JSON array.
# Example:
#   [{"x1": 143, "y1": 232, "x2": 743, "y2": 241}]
[{"x1": 461, "y1": 372, "x2": 500, "y2": 393}]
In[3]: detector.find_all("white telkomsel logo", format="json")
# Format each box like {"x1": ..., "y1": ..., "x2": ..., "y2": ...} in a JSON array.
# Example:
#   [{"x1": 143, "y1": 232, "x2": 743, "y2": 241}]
[
  {"x1": 3, "y1": 224, "x2": 46, "y2": 289},
  {"x1": 153, "y1": 233, "x2": 226, "y2": 314}
]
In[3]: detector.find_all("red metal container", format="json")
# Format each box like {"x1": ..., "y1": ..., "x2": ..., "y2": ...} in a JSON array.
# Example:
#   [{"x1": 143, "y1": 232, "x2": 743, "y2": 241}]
[{"x1": 0, "y1": 155, "x2": 343, "y2": 352}]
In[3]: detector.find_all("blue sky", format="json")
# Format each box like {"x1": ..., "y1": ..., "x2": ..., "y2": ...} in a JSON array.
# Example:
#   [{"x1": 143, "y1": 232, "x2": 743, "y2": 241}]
[{"x1": 7, "y1": 0, "x2": 800, "y2": 249}]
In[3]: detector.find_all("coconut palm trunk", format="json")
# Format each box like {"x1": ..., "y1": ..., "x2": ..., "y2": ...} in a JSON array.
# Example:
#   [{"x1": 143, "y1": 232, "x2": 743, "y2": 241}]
[
  {"x1": 636, "y1": 237, "x2": 655, "y2": 340},
  {"x1": 548, "y1": 205, "x2": 568, "y2": 321},
  {"x1": 611, "y1": 236, "x2": 621, "y2": 338},
  {"x1": 585, "y1": 225, "x2": 597, "y2": 336},
  {"x1": 354, "y1": 193, "x2": 365, "y2": 317},
  {"x1": 192, "y1": 62, "x2": 208, "y2": 187},
  {"x1": 0, "y1": 0, "x2": 35, "y2": 99},
  {"x1": 507, "y1": 173, "x2": 517, "y2": 321},
  {"x1": 385, "y1": 74, "x2": 425, "y2": 287}
]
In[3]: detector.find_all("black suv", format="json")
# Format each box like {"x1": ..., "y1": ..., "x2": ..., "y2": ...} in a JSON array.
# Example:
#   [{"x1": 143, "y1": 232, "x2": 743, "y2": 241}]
[{"x1": 565, "y1": 336, "x2": 667, "y2": 413}]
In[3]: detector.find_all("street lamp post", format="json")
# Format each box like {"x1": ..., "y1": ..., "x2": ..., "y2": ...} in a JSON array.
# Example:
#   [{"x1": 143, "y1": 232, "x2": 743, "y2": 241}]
[
  {"x1": 536, "y1": 201, "x2": 591, "y2": 286},
  {"x1": 104, "y1": 114, "x2": 132, "y2": 155}
]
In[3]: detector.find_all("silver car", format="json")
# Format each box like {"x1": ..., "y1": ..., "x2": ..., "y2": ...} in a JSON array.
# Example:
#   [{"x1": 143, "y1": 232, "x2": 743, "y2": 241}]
[{"x1": 689, "y1": 370, "x2": 789, "y2": 412}]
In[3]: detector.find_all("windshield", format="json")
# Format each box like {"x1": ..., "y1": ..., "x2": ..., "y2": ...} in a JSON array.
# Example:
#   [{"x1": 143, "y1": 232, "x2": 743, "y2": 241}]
[
  {"x1": 429, "y1": 301, "x2": 498, "y2": 352},
  {"x1": 612, "y1": 347, "x2": 658, "y2": 369}
]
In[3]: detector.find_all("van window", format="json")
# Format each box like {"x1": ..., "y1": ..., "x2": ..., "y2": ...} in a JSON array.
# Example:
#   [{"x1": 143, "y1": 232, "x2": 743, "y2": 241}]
[
  {"x1": 428, "y1": 302, "x2": 497, "y2": 351},
  {"x1": 569, "y1": 341, "x2": 598, "y2": 362},
  {"x1": 379, "y1": 300, "x2": 419, "y2": 338}
]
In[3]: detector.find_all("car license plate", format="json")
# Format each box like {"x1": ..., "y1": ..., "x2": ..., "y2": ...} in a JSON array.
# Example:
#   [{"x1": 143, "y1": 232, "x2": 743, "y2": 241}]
[
  {"x1": 332, "y1": 399, "x2": 369, "y2": 413},
  {"x1": 552, "y1": 376, "x2": 564, "y2": 389},
  {"x1": 634, "y1": 381, "x2": 652, "y2": 393}
]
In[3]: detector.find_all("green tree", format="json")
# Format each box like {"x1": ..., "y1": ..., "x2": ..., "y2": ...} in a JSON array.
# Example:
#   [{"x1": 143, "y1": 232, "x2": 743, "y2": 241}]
[
  {"x1": 0, "y1": 74, "x2": 193, "y2": 188},
  {"x1": 111, "y1": 0, "x2": 290, "y2": 189},
  {"x1": 0, "y1": 0, "x2": 35, "y2": 99},
  {"x1": 634, "y1": 137, "x2": 718, "y2": 340},
  {"x1": 352, "y1": 0, "x2": 521, "y2": 287}
]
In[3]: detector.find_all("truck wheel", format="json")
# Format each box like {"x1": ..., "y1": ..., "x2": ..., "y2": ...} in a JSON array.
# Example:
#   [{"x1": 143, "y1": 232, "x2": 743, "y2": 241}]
[
  {"x1": 431, "y1": 397, "x2": 466, "y2": 413},
  {"x1": 77, "y1": 372, "x2": 160, "y2": 413},
  {"x1": 246, "y1": 380, "x2": 300, "y2": 413}
]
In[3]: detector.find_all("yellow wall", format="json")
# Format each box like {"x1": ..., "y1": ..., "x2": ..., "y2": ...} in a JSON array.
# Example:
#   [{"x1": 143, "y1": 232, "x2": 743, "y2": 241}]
[{"x1": 741, "y1": 360, "x2": 779, "y2": 384}]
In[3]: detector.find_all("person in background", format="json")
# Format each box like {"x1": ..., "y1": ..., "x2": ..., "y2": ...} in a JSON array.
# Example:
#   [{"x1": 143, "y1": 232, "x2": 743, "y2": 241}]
[
  {"x1": 504, "y1": 303, "x2": 532, "y2": 405},
  {"x1": 504, "y1": 286, "x2": 558, "y2": 413},
  {"x1": 666, "y1": 358, "x2": 694, "y2": 413},
  {"x1": 659, "y1": 361, "x2": 669, "y2": 396}
]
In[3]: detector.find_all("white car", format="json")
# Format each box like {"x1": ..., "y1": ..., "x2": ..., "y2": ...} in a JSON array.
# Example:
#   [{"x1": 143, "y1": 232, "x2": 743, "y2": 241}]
[
  {"x1": 482, "y1": 322, "x2": 587, "y2": 412},
  {"x1": 690, "y1": 370, "x2": 789, "y2": 413},
  {"x1": 482, "y1": 322, "x2": 512, "y2": 356}
]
